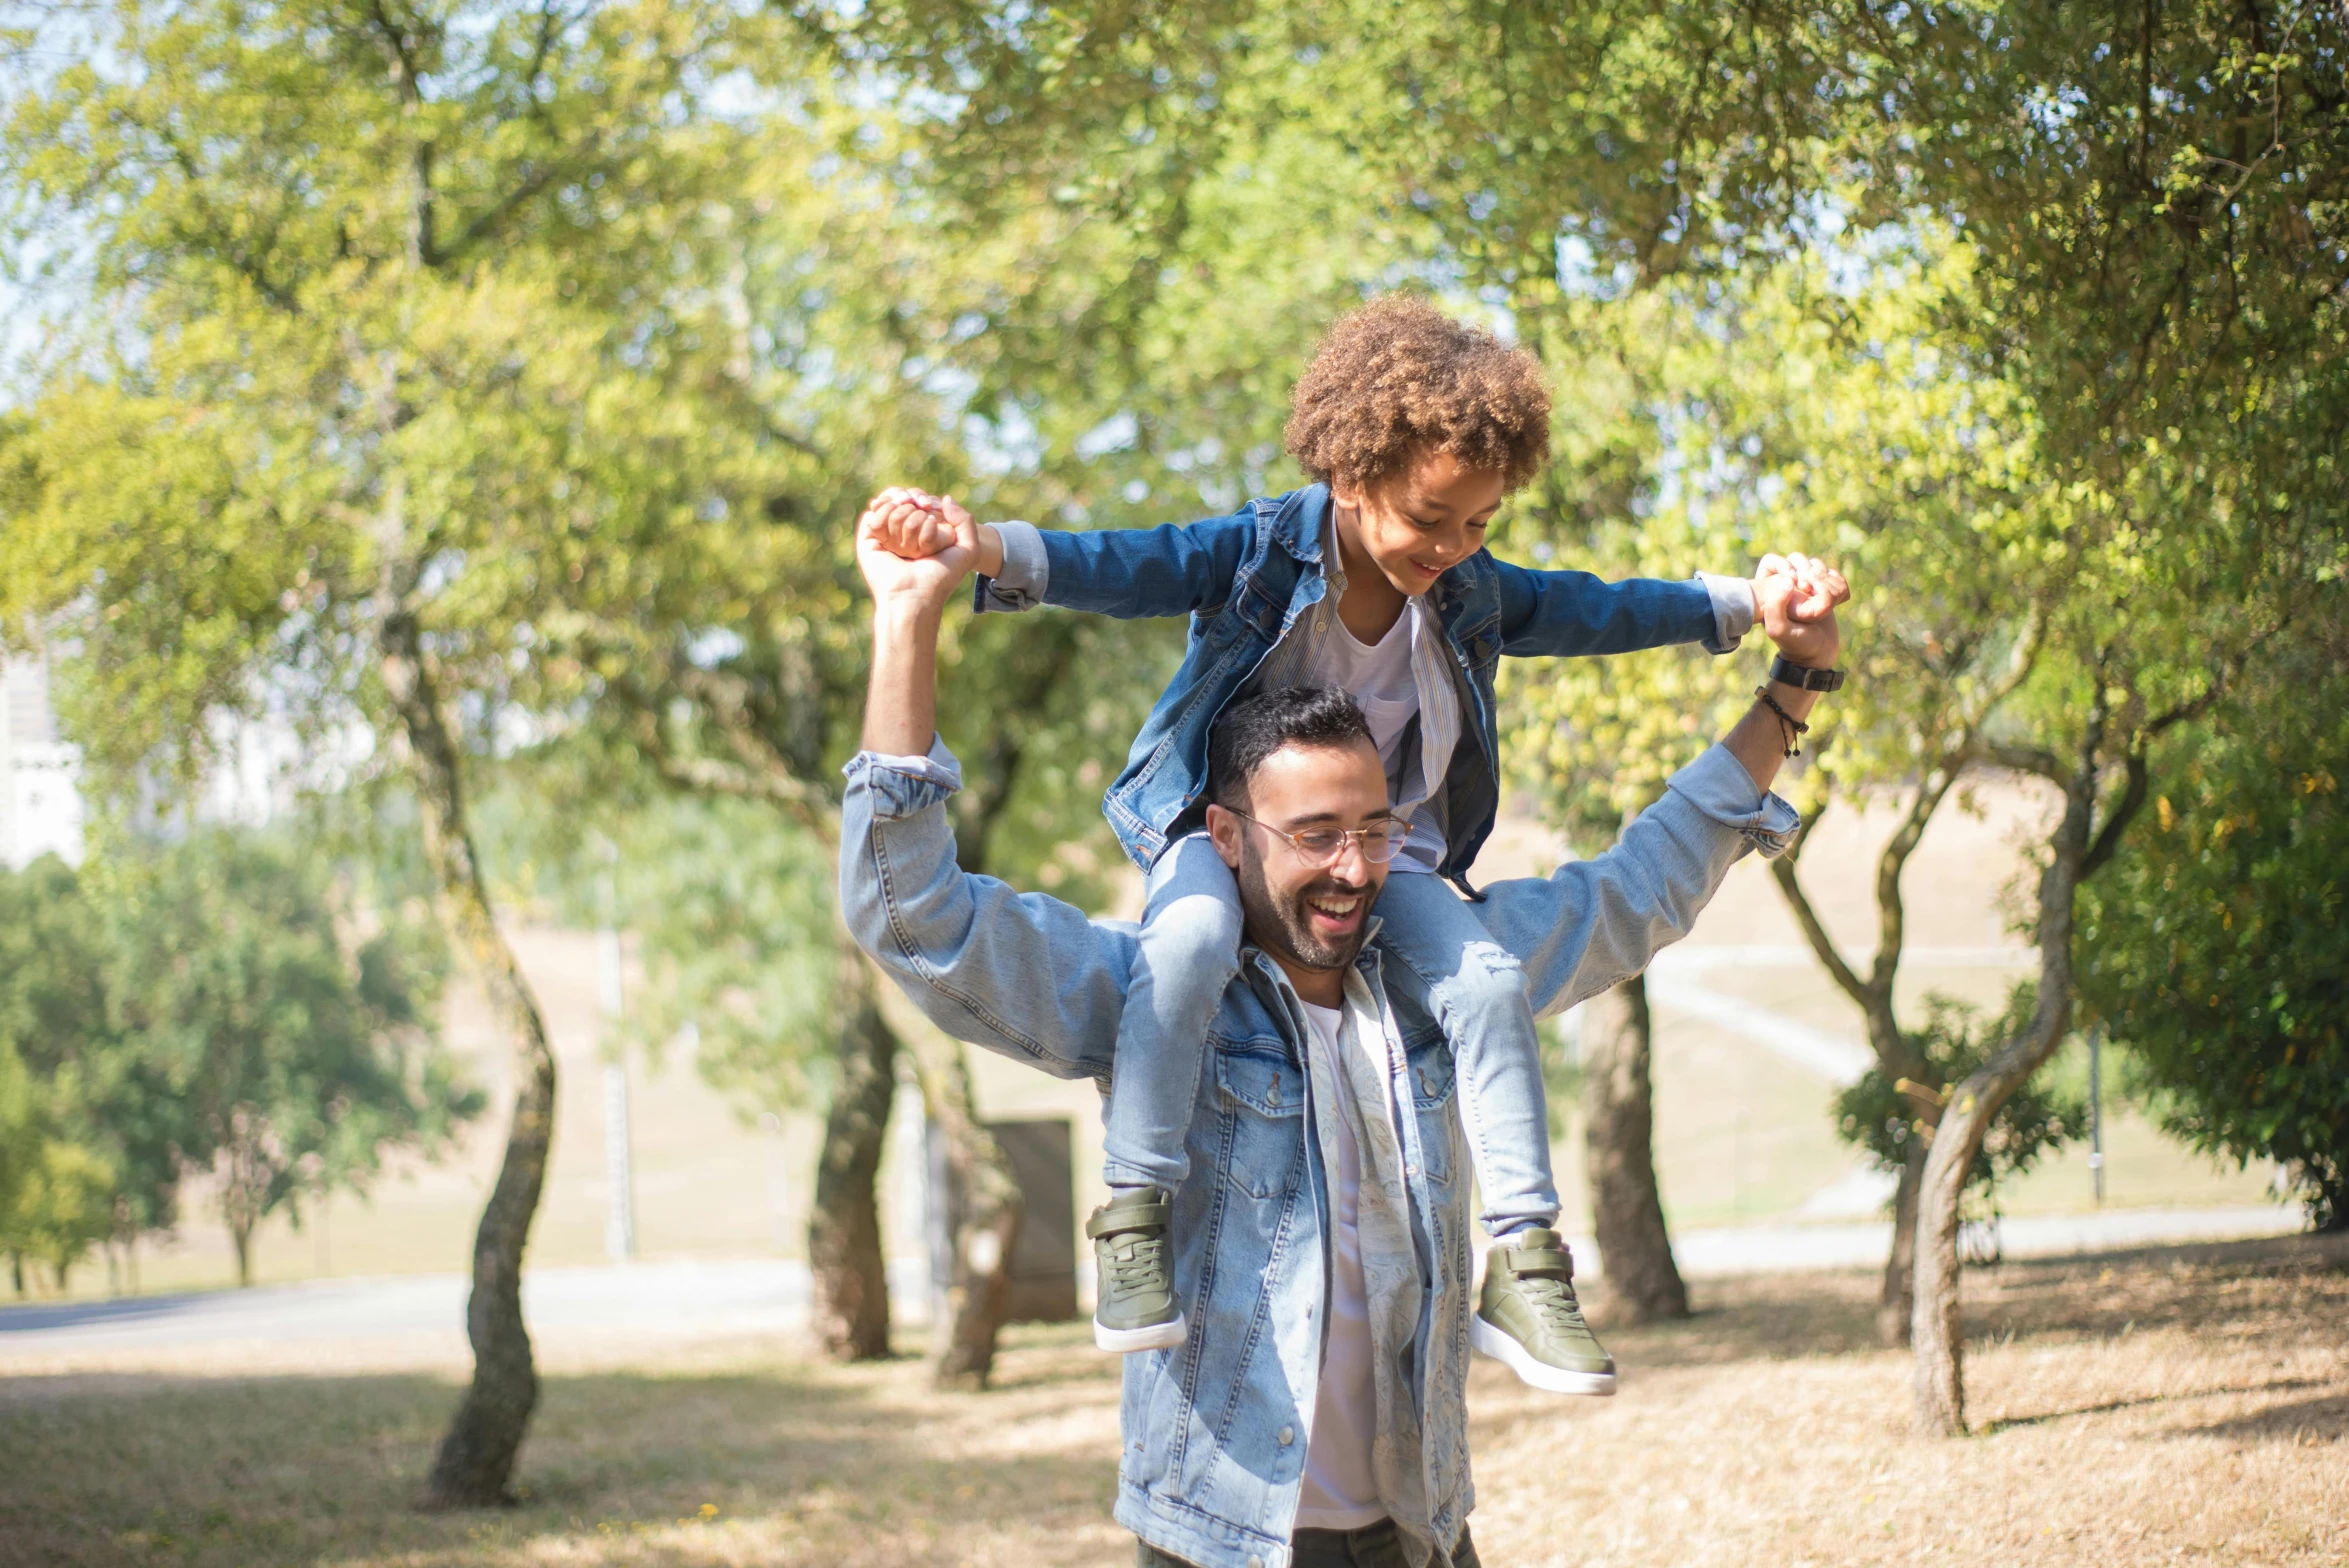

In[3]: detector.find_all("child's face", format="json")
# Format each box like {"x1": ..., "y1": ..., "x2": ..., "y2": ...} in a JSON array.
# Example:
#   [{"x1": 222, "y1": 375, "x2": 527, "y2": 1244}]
[{"x1": 1332, "y1": 449, "x2": 1508, "y2": 598}]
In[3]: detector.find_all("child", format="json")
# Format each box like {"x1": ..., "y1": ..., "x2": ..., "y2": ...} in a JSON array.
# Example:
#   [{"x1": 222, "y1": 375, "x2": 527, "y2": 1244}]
[{"x1": 865, "y1": 295, "x2": 1845, "y2": 1396}]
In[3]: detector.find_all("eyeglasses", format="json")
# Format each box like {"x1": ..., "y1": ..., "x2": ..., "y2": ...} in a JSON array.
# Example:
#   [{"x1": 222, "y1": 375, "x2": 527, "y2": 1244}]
[{"x1": 1227, "y1": 810, "x2": 1407, "y2": 867}]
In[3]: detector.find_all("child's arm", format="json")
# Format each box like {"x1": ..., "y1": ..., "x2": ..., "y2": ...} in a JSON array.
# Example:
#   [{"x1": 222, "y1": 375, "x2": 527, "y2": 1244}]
[
  {"x1": 1488, "y1": 556, "x2": 1836, "y2": 661},
  {"x1": 1483, "y1": 560, "x2": 1747, "y2": 659},
  {"x1": 863, "y1": 488, "x2": 1258, "y2": 622}
]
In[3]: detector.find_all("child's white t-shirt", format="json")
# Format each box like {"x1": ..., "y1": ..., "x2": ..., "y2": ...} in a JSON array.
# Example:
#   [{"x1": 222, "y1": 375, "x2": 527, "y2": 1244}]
[{"x1": 1247, "y1": 589, "x2": 1463, "y2": 877}]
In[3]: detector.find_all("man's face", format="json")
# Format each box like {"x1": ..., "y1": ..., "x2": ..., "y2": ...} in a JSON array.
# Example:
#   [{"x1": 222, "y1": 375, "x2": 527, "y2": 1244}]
[{"x1": 1207, "y1": 738, "x2": 1394, "y2": 982}]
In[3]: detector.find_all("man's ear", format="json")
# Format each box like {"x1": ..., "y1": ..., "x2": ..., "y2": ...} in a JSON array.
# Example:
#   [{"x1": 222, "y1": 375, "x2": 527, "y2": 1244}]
[{"x1": 1203, "y1": 803, "x2": 1245, "y2": 870}]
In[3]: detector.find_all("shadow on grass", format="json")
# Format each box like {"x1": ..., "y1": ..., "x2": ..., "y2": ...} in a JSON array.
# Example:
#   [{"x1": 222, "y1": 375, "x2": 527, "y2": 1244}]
[
  {"x1": 1584, "y1": 1232, "x2": 2349, "y2": 1374},
  {"x1": 1979, "y1": 1376, "x2": 2340, "y2": 1436},
  {"x1": 2185, "y1": 1390, "x2": 2349, "y2": 1445},
  {"x1": 0, "y1": 1330, "x2": 1125, "y2": 1568}
]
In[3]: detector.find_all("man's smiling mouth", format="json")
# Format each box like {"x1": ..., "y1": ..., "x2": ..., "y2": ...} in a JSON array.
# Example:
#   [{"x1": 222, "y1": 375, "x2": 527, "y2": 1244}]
[{"x1": 1305, "y1": 891, "x2": 1364, "y2": 932}]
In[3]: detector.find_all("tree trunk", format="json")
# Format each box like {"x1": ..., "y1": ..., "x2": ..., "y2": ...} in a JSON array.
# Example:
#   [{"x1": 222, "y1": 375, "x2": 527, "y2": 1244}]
[
  {"x1": 910, "y1": 1034, "x2": 1024, "y2": 1390},
  {"x1": 1878, "y1": 1137, "x2": 1927, "y2": 1345},
  {"x1": 1581, "y1": 973, "x2": 1689, "y2": 1322},
  {"x1": 811, "y1": 959, "x2": 899, "y2": 1361},
  {"x1": 1911, "y1": 1077, "x2": 1988, "y2": 1436},
  {"x1": 229, "y1": 1220, "x2": 254, "y2": 1289},
  {"x1": 384, "y1": 626, "x2": 561, "y2": 1511},
  {"x1": 1912, "y1": 729, "x2": 2106, "y2": 1436}
]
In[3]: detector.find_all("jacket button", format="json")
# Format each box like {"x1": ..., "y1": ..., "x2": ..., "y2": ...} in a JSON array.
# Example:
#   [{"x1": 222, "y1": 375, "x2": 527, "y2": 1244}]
[
  {"x1": 1277, "y1": 1425, "x2": 1294, "y2": 1446},
  {"x1": 1248, "y1": 1557, "x2": 1265, "y2": 1568}
]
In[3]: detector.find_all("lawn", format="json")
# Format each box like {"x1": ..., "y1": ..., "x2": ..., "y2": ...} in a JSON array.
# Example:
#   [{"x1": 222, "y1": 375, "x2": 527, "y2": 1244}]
[{"x1": 5, "y1": 1234, "x2": 2343, "y2": 1567}]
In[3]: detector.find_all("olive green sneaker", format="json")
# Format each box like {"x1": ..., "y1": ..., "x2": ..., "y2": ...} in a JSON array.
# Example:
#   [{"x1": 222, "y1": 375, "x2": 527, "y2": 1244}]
[
  {"x1": 1088, "y1": 1187, "x2": 1186, "y2": 1352},
  {"x1": 1471, "y1": 1228, "x2": 1617, "y2": 1396}
]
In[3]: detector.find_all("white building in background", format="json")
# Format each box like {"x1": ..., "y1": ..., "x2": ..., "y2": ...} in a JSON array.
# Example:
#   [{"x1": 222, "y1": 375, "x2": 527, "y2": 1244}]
[{"x1": 0, "y1": 649, "x2": 84, "y2": 869}]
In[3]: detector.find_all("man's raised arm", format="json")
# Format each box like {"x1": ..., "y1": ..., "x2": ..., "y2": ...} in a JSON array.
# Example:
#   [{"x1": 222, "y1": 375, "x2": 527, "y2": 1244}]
[
  {"x1": 1475, "y1": 554, "x2": 1849, "y2": 1018},
  {"x1": 837, "y1": 495, "x2": 1134, "y2": 1085}
]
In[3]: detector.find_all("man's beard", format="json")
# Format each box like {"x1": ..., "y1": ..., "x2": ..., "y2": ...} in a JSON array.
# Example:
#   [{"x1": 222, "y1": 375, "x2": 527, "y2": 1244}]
[{"x1": 1234, "y1": 841, "x2": 1373, "y2": 975}]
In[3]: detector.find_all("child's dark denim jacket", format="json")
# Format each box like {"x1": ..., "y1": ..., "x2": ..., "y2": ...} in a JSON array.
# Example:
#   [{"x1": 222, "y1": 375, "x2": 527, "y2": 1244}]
[{"x1": 975, "y1": 483, "x2": 1752, "y2": 888}]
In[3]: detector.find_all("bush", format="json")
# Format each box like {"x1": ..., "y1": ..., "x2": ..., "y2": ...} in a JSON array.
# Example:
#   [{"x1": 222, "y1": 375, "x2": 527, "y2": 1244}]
[
  {"x1": 2078, "y1": 639, "x2": 2349, "y2": 1230},
  {"x1": 1832, "y1": 987, "x2": 2084, "y2": 1204}
]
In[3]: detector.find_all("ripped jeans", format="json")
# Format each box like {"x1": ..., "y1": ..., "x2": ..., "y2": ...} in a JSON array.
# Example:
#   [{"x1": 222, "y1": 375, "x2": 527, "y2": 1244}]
[{"x1": 1099, "y1": 832, "x2": 1561, "y2": 1238}]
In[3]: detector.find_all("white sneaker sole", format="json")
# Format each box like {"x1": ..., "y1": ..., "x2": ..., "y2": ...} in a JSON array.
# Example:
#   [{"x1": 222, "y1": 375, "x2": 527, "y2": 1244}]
[
  {"x1": 1094, "y1": 1312, "x2": 1187, "y2": 1353},
  {"x1": 1471, "y1": 1314, "x2": 1617, "y2": 1396}
]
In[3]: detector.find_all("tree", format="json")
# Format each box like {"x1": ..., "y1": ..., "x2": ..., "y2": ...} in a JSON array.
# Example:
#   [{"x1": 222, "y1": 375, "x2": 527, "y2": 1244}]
[
  {"x1": 2077, "y1": 625, "x2": 2349, "y2": 1231},
  {"x1": 100, "y1": 829, "x2": 477, "y2": 1287},
  {"x1": 0, "y1": 0, "x2": 868, "y2": 1501},
  {"x1": 0, "y1": 856, "x2": 181, "y2": 1293}
]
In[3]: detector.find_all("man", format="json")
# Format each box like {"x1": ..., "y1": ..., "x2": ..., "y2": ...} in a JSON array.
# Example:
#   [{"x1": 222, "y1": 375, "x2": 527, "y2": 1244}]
[{"x1": 840, "y1": 504, "x2": 1845, "y2": 1568}]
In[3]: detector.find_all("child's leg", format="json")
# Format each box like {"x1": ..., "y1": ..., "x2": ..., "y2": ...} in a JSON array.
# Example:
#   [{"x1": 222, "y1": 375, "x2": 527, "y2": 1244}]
[
  {"x1": 1099, "y1": 832, "x2": 1245, "y2": 1194},
  {"x1": 1371, "y1": 870, "x2": 1561, "y2": 1239}
]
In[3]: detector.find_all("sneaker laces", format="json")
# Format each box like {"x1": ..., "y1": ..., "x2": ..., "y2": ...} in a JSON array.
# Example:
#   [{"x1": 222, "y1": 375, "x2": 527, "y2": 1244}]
[
  {"x1": 1102, "y1": 1230, "x2": 1168, "y2": 1296},
  {"x1": 1512, "y1": 1264, "x2": 1589, "y2": 1331}
]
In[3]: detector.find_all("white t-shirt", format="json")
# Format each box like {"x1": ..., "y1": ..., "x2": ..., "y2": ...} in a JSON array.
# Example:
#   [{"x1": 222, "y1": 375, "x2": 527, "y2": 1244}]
[
  {"x1": 1292, "y1": 998, "x2": 1386, "y2": 1531},
  {"x1": 1295, "y1": 606, "x2": 1417, "y2": 765},
  {"x1": 1284, "y1": 602, "x2": 1452, "y2": 876}
]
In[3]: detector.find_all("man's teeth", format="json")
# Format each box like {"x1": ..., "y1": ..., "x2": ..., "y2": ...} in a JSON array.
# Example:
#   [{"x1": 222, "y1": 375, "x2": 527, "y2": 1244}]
[{"x1": 1307, "y1": 896, "x2": 1361, "y2": 919}]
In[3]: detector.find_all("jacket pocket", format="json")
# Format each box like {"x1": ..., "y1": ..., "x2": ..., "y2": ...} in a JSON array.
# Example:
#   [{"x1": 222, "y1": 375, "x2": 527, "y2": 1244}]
[{"x1": 1214, "y1": 1038, "x2": 1305, "y2": 1200}]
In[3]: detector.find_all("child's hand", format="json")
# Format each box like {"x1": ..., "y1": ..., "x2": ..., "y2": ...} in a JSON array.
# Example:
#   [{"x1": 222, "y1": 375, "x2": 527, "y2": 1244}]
[
  {"x1": 1754, "y1": 552, "x2": 1850, "y2": 668},
  {"x1": 856, "y1": 489, "x2": 978, "y2": 610},
  {"x1": 864, "y1": 486, "x2": 963, "y2": 561}
]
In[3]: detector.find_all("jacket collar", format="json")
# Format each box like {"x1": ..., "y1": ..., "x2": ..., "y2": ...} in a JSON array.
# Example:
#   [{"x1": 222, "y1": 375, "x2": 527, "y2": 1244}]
[
  {"x1": 1238, "y1": 922, "x2": 1389, "y2": 1031},
  {"x1": 1267, "y1": 484, "x2": 1331, "y2": 566}
]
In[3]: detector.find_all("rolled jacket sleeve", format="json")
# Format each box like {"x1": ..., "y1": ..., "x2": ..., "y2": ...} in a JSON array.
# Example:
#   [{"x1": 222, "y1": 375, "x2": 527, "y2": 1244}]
[
  {"x1": 1695, "y1": 571, "x2": 1757, "y2": 654},
  {"x1": 972, "y1": 519, "x2": 1049, "y2": 614},
  {"x1": 1478, "y1": 743, "x2": 1800, "y2": 1020},
  {"x1": 839, "y1": 738, "x2": 1130, "y2": 1086}
]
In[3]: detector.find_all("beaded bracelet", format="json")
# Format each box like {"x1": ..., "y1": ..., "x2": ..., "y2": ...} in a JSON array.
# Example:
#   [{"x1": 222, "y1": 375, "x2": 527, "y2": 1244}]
[{"x1": 1755, "y1": 686, "x2": 1811, "y2": 757}]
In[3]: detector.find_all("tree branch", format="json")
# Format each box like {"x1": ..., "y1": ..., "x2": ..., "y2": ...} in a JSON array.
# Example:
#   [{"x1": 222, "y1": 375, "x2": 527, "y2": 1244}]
[{"x1": 1984, "y1": 742, "x2": 2064, "y2": 782}]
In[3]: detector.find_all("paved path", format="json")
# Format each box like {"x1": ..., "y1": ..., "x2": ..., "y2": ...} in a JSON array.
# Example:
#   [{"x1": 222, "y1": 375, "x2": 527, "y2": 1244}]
[
  {"x1": 0, "y1": 1208, "x2": 2306, "y2": 1360},
  {"x1": 0, "y1": 1258, "x2": 930, "y2": 1359}
]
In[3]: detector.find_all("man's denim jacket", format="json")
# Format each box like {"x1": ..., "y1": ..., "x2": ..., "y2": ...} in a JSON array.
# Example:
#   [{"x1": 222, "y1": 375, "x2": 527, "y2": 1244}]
[
  {"x1": 975, "y1": 484, "x2": 1754, "y2": 886},
  {"x1": 840, "y1": 738, "x2": 1799, "y2": 1568}
]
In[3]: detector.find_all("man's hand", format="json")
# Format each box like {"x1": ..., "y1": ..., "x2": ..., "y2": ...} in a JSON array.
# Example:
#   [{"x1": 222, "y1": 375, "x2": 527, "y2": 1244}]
[
  {"x1": 861, "y1": 486, "x2": 1008, "y2": 579},
  {"x1": 1753, "y1": 552, "x2": 1850, "y2": 669},
  {"x1": 856, "y1": 489, "x2": 979, "y2": 615}
]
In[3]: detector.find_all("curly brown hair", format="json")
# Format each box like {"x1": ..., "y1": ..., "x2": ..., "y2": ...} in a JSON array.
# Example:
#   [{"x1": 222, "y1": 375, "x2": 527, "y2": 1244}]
[{"x1": 1283, "y1": 295, "x2": 1552, "y2": 496}]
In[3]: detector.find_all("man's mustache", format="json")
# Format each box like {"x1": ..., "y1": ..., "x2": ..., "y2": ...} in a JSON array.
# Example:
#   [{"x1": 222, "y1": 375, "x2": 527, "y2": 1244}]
[{"x1": 1295, "y1": 872, "x2": 1373, "y2": 903}]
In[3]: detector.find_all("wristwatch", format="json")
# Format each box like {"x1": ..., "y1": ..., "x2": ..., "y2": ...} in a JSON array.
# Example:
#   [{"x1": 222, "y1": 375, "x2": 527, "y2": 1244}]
[{"x1": 1769, "y1": 653, "x2": 1846, "y2": 692}]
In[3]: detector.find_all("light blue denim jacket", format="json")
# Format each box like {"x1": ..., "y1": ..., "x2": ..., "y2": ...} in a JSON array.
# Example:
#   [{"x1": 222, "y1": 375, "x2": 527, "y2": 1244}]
[
  {"x1": 974, "y1": 484, "x2": 1756, "y2": 889},
  {"x1": 840, "y1": 737, "x2": 1800, "y2": 1568}
]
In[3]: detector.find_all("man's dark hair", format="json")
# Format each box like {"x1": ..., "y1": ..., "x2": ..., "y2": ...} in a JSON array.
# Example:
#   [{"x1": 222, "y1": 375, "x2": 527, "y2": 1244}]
[{"x1": 1207, "y1": 687, "x2": 1376, "y2": 810}]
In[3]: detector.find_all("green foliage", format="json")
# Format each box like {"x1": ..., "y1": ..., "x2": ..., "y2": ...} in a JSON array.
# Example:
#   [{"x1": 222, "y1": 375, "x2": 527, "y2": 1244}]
[
  {"x1": 0, "y1": 833, "x2": 476, "y2": 1288},
  {"x1": 2078, "y1": 629, "x2": 2349, "y2": 1229},
  {"x1": 0, "y1": 855, "x2": 176, "y2": 1284},
  {"x1": 1833, "y1": 990, "x2": 2085, "y2": 1200},
  {"x1": 99, "y1": 829, "x2": 479, "y2": 1277}
]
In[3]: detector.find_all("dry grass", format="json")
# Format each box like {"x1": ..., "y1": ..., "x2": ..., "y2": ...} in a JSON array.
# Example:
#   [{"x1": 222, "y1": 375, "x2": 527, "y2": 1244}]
[{"x1": 3, "y1": 1235, "x2": 2344, "y2": 1568}]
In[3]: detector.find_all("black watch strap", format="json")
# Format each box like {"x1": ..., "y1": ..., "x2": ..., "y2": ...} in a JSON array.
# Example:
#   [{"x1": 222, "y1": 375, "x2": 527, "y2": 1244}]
[{"x1": 1769, "y1": 654, "x2": 1846, "y2": 692}]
